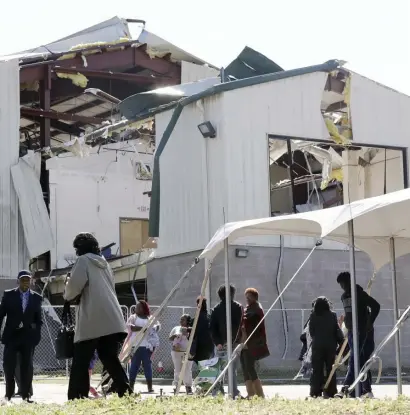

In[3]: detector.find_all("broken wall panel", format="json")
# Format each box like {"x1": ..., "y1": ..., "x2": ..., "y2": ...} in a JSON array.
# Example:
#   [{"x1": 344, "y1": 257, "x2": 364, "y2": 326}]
[
  {"x1": 11, "y1": 152, "x2": 54, "y2": 258},
  {"x1": 0, "y1": 59, "x2": 28, "y2": 278}
]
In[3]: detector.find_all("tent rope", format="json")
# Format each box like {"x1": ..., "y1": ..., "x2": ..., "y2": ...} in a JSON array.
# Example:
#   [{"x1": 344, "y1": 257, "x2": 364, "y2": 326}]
[
  {"x1": 97, "y1": 258, "x2": 200, "y2": 392},
  {"x1": 174, "y1": 261, "x2": 213, "y2": 394},
  {"x1": 205, "y1": 240, "x2": 322, "y2": 397}
]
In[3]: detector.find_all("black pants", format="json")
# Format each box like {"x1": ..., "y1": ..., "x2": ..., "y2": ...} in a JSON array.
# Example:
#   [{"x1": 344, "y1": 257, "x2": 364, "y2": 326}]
[
  {"x1": 3, "y1": 342, "x2": 34, "y2": 400},
  {"x1": 240, "y1": 349, "x2": 258, "y2": 382},
  {"x1": 310, "y1": 346, "x2": 337, "y2": 398},
  {"x1": 101, "y1": 333, "x2": 126, "y2": 394},
  {"x1": 15, "y1": 352, "x2": 33, "y2": 396},
  {"x1": 68, "y1": 333, "x2": 131, "y2": 400}
]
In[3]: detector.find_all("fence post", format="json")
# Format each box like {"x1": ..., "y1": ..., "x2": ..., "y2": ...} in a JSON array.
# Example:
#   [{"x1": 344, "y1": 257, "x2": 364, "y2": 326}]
[{"x1": 301, "y1": 309, "x2": 305, "y2": 331}]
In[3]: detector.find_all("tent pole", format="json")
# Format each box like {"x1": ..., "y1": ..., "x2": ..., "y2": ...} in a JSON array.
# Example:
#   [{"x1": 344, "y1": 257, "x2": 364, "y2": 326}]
[
  {"x1": 390, "y1": 237, "x2": 402, "y2": 395},
  {"x1": 348, "y1": 220, "x2": 361, "y2": 398},
  {"x1": 205, "y1": 257, "x2": 212, "y2": 306},
  {"x1": 224, "y1": 238, "x2": 234, "y2": 398}
]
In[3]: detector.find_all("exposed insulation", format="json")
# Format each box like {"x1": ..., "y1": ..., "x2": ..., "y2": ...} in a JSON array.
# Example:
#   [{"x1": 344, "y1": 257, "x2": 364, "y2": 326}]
[
  {"x1": 56, "y1": 72, "x2": 88, "y2": 88},
  {"x1": 58, "y1": 37, "x2": 131, "y2": 60},
  {"x1": 324, "y1": 117, "x2": 351, "y2": 145},
  {"x1": 330, "y1": 168, "x2": 343, "y2": 182},
  {"x1": 343, "y1": 75, "x2": 351, "y2": 105}
]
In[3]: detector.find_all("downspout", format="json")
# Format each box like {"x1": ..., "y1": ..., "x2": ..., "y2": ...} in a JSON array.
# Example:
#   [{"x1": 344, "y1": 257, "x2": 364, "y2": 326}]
[
  {"x1": 276, "y1": 234, "x2": 289, "y2": 359},
  {"x1": 149, "y1": 60, "x2": 343, "y2": 238},
  {"x1": 197, "y1": 97, "x2": 212, "y2": 305}
]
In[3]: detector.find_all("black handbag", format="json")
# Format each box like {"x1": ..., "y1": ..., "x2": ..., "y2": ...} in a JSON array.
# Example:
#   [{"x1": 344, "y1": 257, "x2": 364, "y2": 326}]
[{"x1": 55, "y1": 301, "x2": 75, "y2": 360}]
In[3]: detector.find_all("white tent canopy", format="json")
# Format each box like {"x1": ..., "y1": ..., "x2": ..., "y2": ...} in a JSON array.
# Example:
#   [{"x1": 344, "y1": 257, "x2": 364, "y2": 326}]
[{"x1": 199, "y1": 187, "x2": 410, "y2": 271}]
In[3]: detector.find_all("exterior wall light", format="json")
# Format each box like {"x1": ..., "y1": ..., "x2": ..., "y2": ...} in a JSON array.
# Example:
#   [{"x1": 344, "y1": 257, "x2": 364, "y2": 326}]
[
  {"x1": 235, "y1": 248, "x2": 249, "y2": 258},
  {"x1": 197, "y1": 121, "x2": 216, "y2": 138}
]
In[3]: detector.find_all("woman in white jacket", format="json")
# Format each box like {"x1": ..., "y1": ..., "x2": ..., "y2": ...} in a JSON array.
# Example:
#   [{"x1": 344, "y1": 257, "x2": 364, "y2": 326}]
[{"x1": 126, "y1": 300, "x2": 160, "y2": 393}]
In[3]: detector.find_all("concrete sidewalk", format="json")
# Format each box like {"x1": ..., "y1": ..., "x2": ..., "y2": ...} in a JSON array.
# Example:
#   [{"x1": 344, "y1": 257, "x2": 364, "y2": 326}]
[{"x1": 2, "y1": 382, "x2": 408, "y2": 405}]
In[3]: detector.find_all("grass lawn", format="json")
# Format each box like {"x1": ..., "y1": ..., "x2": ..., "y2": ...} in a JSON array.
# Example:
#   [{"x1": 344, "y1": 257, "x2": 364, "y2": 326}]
[{"x1": 1, "y1": 396, "x2": 410, "y2": 415}]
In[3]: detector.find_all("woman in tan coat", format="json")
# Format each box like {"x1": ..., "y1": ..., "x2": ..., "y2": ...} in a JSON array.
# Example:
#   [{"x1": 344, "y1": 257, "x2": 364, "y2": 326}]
[{"x1": 64, "y1": 232, "x2": 131, "y2": 400}]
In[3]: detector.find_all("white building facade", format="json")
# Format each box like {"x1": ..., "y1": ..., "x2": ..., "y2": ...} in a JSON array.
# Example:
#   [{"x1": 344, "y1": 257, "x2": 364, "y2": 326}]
[
  {"x1": 47, "y1": 141, "x2": 152, "y2": 269},
  {"x1": 147, "y1": 64, "x2": 410, "y2": 373}
]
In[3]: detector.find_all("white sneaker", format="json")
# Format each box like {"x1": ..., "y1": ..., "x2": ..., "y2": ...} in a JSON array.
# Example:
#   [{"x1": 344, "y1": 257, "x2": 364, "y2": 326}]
[{"x1": 362, "y1": 392, "x2": 374, "y2": 399}]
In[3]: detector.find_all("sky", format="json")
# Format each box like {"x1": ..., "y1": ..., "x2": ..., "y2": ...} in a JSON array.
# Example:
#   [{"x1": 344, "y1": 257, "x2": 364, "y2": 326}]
[{"x1": 1, "y1": 0, "x2": 409, "y2": 94}]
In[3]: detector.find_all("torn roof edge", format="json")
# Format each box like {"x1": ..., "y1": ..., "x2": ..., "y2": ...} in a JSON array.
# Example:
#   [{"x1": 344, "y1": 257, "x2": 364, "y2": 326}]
[{"x1": 122, "y1": 59, "x2": 343, "y2": 121}]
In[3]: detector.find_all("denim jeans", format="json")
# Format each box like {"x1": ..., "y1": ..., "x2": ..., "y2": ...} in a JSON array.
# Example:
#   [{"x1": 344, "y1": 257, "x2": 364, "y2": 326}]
[
  {"x1": 344, "y1": 330, "x2": 375, "y2": 397},
  {"x1": 129, "y1": 347, "x2": 153, "y2": 384}
]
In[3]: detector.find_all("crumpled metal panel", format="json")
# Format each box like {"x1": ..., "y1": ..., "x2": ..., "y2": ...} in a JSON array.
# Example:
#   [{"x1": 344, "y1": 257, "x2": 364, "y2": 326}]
[
  {"x1": 119, "y1": 77, "x2": 220, "y2": 119},
  {"x1": 224, "y1": 46, "x2": 284, "y2": 80},
  {"x1": 11, "y1": 152, "x2": 54, "y2": 258},
  {"x1": 0, "y1": 59, "x2": 29, "y2": 278}
]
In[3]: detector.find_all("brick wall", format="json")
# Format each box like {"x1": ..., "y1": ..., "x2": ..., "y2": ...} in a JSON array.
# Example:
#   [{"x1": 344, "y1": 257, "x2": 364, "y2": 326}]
[{"x1": 147, "y1": 245, "x2": 408, "y2": 374}]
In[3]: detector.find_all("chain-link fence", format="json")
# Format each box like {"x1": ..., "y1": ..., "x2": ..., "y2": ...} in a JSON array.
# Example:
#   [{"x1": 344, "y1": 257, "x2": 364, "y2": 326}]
[{"x1": 2, "y1": 305, "x2": 407, "y2": 381}]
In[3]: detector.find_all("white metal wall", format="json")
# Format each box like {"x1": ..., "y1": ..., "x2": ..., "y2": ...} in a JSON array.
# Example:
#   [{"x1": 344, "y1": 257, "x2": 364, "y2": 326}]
[
  {"x1": 181, "y1": 61, "x2": 219, "y2": 83},
  {"x1": 47, "y1": 143, "x2": 152, "y2": 268},
  {"x1": 0, "y1": 59, "x2": 28, "y2": 278},
  {"x1": 155, "y1": 72, "x2": 342, "y2": 256},
  {"x1": 219, "y1": 71, "x2": 338, "y2": 249},
  {"x1": 350, "y1": 72, "x2": 410, "y2": 148},
  {"x1": 155, "y1": 102, "x2": 213, "y2": 257}
]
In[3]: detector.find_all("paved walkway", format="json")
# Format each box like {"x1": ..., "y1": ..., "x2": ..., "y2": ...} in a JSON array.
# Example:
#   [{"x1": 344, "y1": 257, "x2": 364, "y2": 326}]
[{"x1": 2, "y1": 382, "x2": 409, "y2": 405}]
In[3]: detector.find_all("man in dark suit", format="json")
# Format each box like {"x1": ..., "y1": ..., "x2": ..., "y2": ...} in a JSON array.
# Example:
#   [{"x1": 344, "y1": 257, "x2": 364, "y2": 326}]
[{"x1": 0, "y1": 270, "x2": 42, "y2": 402}]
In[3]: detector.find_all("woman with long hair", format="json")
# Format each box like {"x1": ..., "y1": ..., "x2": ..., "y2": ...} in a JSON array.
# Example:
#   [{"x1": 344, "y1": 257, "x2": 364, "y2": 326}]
[
  {"x1": 309, "y1": 296, "x2": 344, "y2": 398},
  {"x1": 240, "y1": 288, "x2": 270, "y2": 399},
  {"x1": 190, "y1": 297, "x2": 213, "y2": 364},
  {"x1": 127, "y1": 300, "x2": 160, "y2": 393}
]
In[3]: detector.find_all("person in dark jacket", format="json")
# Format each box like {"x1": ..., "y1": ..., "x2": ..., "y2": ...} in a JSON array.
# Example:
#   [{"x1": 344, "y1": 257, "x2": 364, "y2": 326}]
[
  {"x1": 239, "y1": 288, "x2": 269, "y2": 399},
  {"x1": 309, "y1": 296, "x2": 344, "y2": 398},
  {"x1": 190, "y1": 297, "x2": 213, "y2": 364},
  {"x1": 0, "y1": 270, "x2": 42, "y2": 403},
  {"x1": 337, "y1": 272, "x2": 380, "y2": 398},
  {"x1": 210, "y1": 284, "x2": 243, "y2": 398}
]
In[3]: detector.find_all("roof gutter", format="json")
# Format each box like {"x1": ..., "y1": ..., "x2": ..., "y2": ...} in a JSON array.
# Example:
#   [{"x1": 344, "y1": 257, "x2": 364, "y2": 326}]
[{"x1": 149, "y1": 59, "x2": 343, "y2": 238}]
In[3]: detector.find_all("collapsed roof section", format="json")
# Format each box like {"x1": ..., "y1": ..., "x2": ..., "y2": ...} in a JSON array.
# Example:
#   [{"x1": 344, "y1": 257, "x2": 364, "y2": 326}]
[
  {"x1": 15, "y1": 16, "x2": 216, "y2": 156},
  {"x1": 117, "y1": 46, "x2": 284, "y2": 120}
]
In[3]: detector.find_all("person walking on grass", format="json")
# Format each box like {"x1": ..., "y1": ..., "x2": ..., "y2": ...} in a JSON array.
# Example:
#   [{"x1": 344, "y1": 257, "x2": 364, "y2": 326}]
[
  {"x1": 210, "y1": 284, "x2": 243, "y2": 398},
  {"x1": 169, "y1": 314, "x2": 193, "y2": 395},
  {"x1": 336, "y1": 272, "x2": 380, "y2": 398},
  {"x1": 190, "y1": 297, "x2": 213, "y2": 365},
  {"x1": 309, "y1": 296, "x2": 344, "y2": 398},
  {"x1": 0, "y1": 270, "x2": 42, "y2": 403},
  {"x1": 239, "y1": 288, "x2": 270, "y2": 399},
  {"x1": 127, "y1": 300, "x2": 160, "y2": 394},
  {"x1": 64, "y1": 233, "x2": 131, "y2": 400}
]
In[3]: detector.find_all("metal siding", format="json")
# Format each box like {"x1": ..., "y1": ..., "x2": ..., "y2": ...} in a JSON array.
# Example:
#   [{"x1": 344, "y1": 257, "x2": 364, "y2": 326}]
[
  {"x1": 47, "y1": 146, "x2": 152, "y2": 268},
  {"x1": 221, "y1": 72, "x2": 336, "y2": 249},
  {"x1": 181, "y1": 61, "x2": 219, "y2": 83},
  {"x1": 350, "y1": 72, "x2": 410, "y2": 148},
  {"x1": 0, "y1": 59, "x2": 24, "y2": 278},
  {"x1": 156, "y1": 72, "x2": 345, "y2": 255},
  {"x1": 11, "y1": 153, "x2": 54, "y2": 258},
  {"x1": 156, "y1": 103, "x2": 209, "y2": 257}
]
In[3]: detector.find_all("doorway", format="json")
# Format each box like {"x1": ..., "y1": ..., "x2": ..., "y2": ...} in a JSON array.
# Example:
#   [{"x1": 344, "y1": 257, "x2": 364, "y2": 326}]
[{"x1": 119, "y1": 218, "x2": 149, "y2": 255}]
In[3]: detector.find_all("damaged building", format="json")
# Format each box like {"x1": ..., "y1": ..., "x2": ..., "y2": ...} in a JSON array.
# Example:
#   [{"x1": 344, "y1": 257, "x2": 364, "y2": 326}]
[
  {"x1": 1, "y1": 16, "x2": 410, "y2": 377},
  {"x1": 120, "y1": 52, "x2": 410, "y2": 374}
]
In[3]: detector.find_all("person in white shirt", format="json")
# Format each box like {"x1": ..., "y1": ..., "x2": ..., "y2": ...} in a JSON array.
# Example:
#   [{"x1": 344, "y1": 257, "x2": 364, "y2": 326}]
[
  {"x1": 169, "y1": 314, "x2": 193, "y2": 394},
  {"x1": 126, "y1": 300, "x2": 160, "y2": 393}
]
